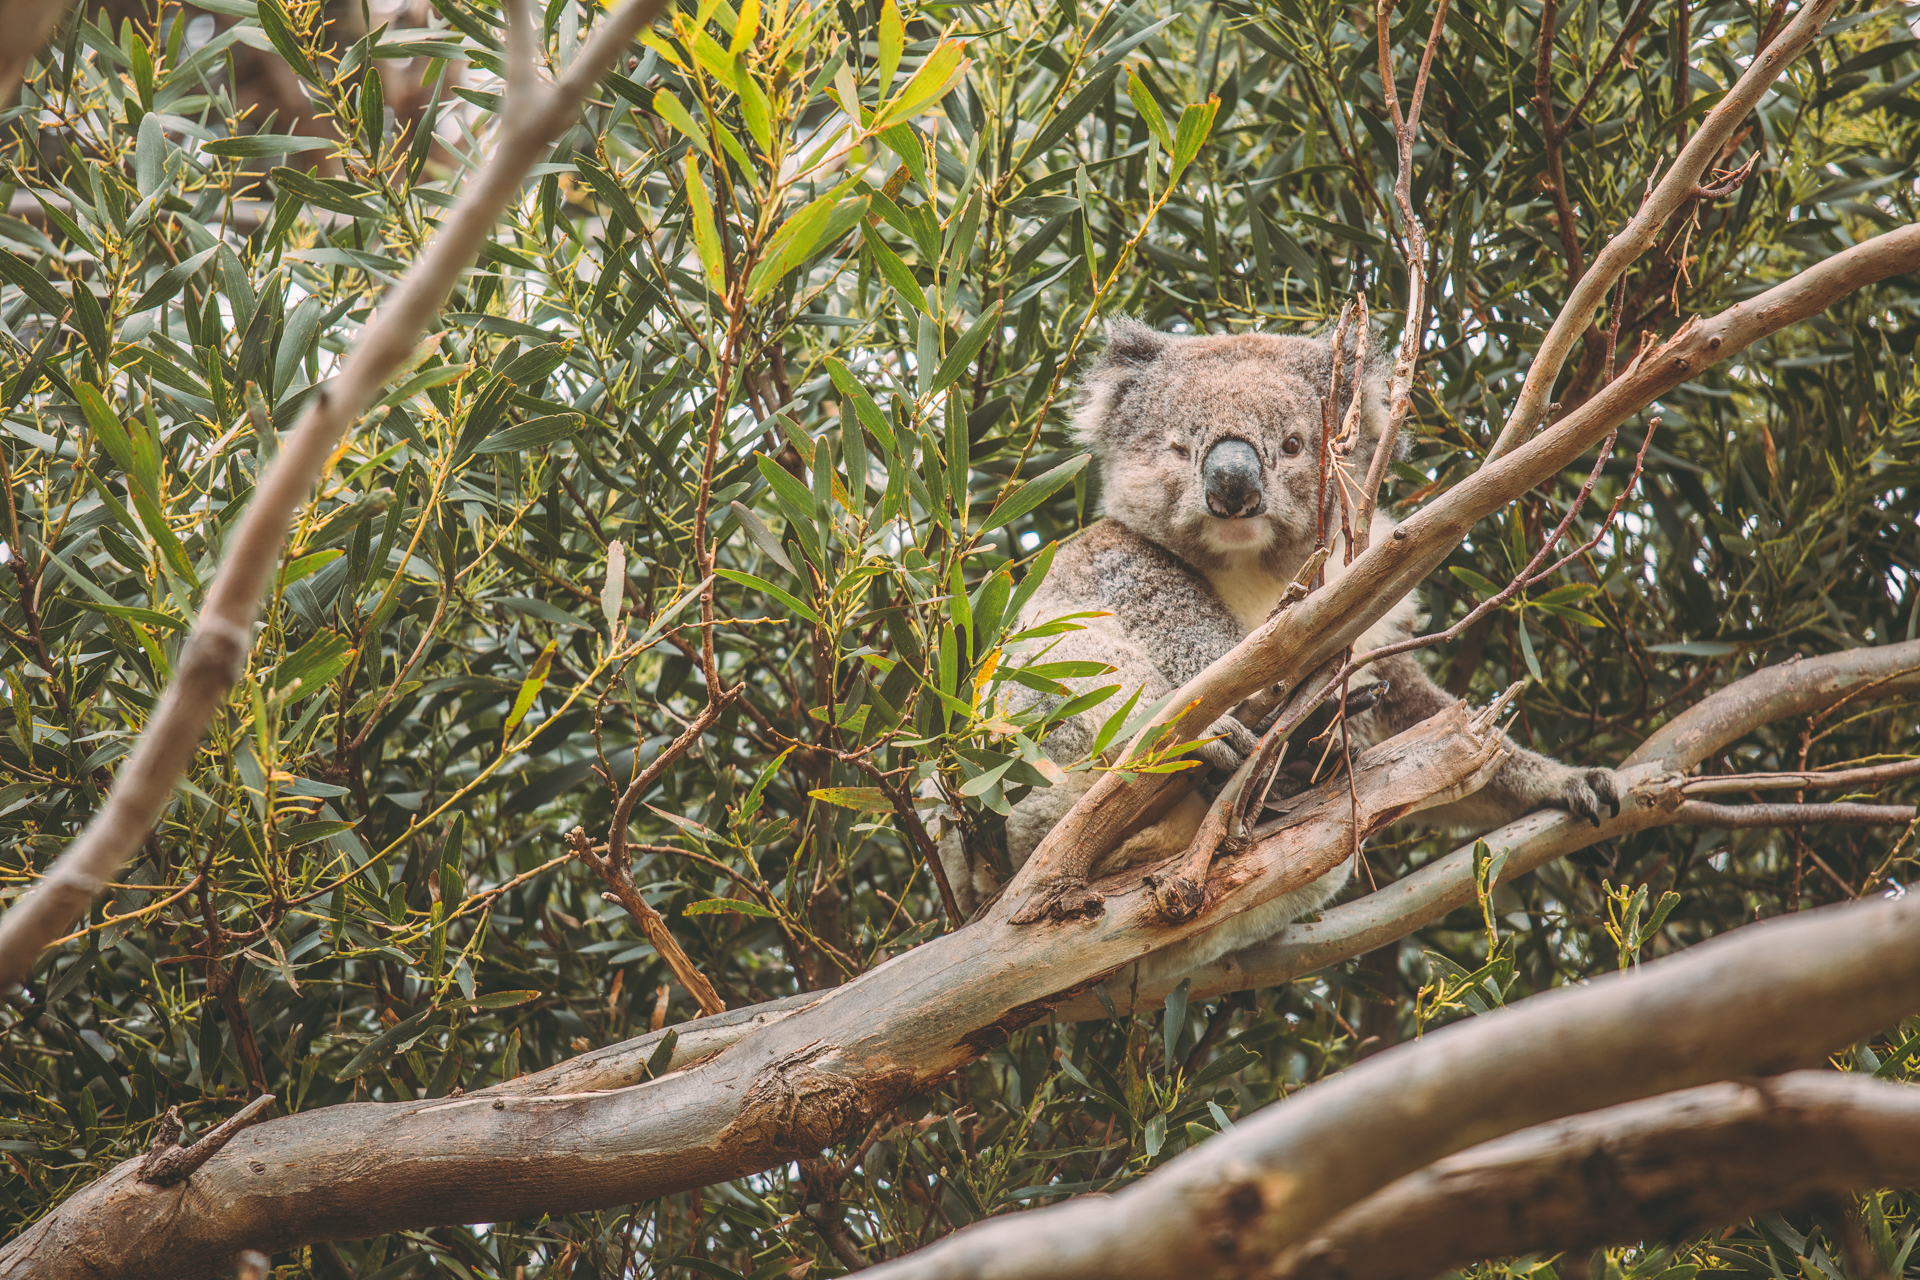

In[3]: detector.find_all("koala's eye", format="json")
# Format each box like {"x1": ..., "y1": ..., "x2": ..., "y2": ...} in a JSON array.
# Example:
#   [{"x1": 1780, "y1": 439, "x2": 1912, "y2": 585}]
[
  {"x1": 1281, "y1": 436, "x2": 1304, "y2": 456},
  {"x1": 1169, "y1": 440, "x2": 1191, "y2": 458}
]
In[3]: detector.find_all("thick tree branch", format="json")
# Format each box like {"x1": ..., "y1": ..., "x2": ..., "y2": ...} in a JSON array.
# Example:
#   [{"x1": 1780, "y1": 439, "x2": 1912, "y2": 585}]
[
  {"x1": 1277, "y1": 1073, "x2": 1920, "y2": 1280},
  {"x1": 859, "y1": 895, "x2": 1920, "y2": 1280},
  {"x1": 1670, "y1": 800, "x2": 1915, "y2": 827},
  {"x1": 0, "y1": 0, "x2": 673, "y2": 992},
  {"x1": 0, "y1": 706, "x2": 1509, "y2": 1279},
  {"x1": 0, "y1": 0, "x2": 72, "y2": 106}
]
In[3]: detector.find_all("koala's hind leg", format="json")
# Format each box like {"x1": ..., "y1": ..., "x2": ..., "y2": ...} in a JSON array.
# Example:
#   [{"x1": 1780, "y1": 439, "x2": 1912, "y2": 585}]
[
  {"x1": 1095, "y1": 787, "x2": 1212, "y2": 876},
  {"x1": 1362, "y1": 652, "x2": 1625, "y2": 829}
]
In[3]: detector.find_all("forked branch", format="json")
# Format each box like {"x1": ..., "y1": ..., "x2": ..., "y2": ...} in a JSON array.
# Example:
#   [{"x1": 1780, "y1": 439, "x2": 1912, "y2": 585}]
[{"x1": 1486, "y1": 0, "x2": 1840, "y2": 460}]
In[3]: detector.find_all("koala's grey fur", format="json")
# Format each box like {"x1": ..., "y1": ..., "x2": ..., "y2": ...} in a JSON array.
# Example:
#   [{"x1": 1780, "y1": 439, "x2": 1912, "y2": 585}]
[{"x1": 939, "y1": 319, "x2": 1620, "y2": 982}]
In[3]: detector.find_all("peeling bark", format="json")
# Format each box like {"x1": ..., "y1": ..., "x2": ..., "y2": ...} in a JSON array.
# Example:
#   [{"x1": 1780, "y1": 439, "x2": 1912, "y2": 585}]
[{"x1": 1277, "y1": 1073, "x2": 1920, "y2": 1280}]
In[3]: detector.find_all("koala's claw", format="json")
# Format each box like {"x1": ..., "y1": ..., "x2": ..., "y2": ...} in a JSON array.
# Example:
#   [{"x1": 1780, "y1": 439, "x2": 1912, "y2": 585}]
[
  {"x1": 1198, "y1": 715, "x2": 1260, "y2": 773},
  {"x1": 1342, "y1": 679, "x2": 1389, "y2": 718},
  {"x1": 1562, "y1": 768, "x2": 1625, "y2": 828}
]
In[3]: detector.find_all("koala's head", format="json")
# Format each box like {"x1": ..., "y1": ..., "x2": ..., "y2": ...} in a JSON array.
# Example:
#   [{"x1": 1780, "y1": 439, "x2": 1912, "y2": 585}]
[{"x1": 1073, "y1": 318, "x2": 1391, "y2": 573}]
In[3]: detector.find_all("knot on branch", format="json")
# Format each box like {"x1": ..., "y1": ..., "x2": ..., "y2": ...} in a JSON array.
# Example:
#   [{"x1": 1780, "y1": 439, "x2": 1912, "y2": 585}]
[
  {"x1": 1009, "y1": 878, "x2": 1106, "y2": 925},
  {"x1": 181, "y1": 617, "x2": 251, "y2": 689},
  {"x1": 734, "y1": 1042, "x2": 904, "y2": 1156},
  {"x1": 137, "y1": 1094, "x2": 275, "y2": 1187},
  {"x1": 565, "y1": 825, "x2": 603, "y2": 872},
  {"x1": 1144, "y1": 870, "x2": 1206, "y2": 923}
]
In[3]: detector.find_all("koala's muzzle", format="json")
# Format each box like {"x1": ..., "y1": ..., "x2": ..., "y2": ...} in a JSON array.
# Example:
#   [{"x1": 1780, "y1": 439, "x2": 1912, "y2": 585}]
[{"x1": 1203, "y1": 438, "x2": 1266, "y2": 518}]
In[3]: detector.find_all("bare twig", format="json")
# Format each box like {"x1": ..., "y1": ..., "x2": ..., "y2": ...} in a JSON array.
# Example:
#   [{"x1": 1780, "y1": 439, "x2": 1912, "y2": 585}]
[
  {"x1": 1681, "y1": 758, "x2": 1920, "y2": 793},
  {"x1": 138, "y1": 1095, "x2": 276, "y2": 1187},
  {"x1": 1669, "y1": 800, "x2": 1917, "y2": 828},
  {"x1": 1486, "y1": 0, "x2": 1839, "y2": 461},
  {"x1": 567, "y1": 827, "x2": 725, "y2": 1017},
  {"x1": 1532, "y1": 0, "x2": 1588, "y2": 281},
  {"x1": 1361, "y1": 0, "x2": 1447, "y2": 552},
  {"x1": 0, "y1": 0, "x2": 675, "y2": 992},
  {"x1": 1278, "y1": 1073, "x2": 1920, "y2": 1280}
]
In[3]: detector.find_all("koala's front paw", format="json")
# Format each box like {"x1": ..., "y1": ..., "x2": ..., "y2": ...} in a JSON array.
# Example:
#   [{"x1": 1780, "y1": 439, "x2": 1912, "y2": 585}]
[
  {"x1": 1558, "y1": 767, "x2": 1624, "y2": 828},
  {"x1": 1342, "y1": 679, "x2": 1389, "y2": 719},
  {"x1": 1197, "y1": 715, "x2": 1259, "y2": 771}
]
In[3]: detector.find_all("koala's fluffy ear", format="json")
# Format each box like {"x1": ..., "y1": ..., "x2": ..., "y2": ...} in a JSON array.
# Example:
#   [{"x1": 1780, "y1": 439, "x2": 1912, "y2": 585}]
[{"x1": 1073, "y1": 317, "x2": 1168, "y2": 450}]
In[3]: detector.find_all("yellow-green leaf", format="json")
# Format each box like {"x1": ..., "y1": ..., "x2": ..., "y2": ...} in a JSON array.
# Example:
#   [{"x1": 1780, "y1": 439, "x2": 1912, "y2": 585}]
[
  {"x1": 868, "y1": 39, "x2": 968, "y2": 133},
  {"x1": 683, "y1": 896, "x2": 778, "y2": 918},
  {"x1": 640, "y1": 31, "x2": 687, "y2": 70},
  {"x1": 876, "y1": 0, "x2": 904, "y2": 91},
  {"x1": 1171, "y1": 95, "x2": 1220, "y2": 181},
  {"x1": 653, "y1": 89, "x2": 712, "y2": 160},
  {"x1": 273, "y1": 630, "x2": 356, "y2": 693},
  {"x1": 1128, "y1": 68, "x2": 1171, "y2": 151},
  {"x1": 280, "y1": 548, "x2": 343, "y2": 589},
  {"x1": 730, "y1": 0, "x2": 760, "y2": 53},
  {"x1": 685, "y1": 153, "x2": 726, "y2": 293},
  {"x1": 686, "y1": 21, "x2": 734, "y2": 81},
  {"x1": 746, "y1": 191, "x2": 864, "y2": 301},
  {"x1": 466, "y1": 989, "x2": 539, "y2": 1009},
  {"x1": 859, "y1": 223, "x2": 928, "y2": 315},
  {"x1": 715, "y1": 566, "x2": 819, "y2": 624},
  {"x1": 808, "y1": 786, "x2": 892, "y2": 812},
  {"x1": 732, "y1": 55, "x2": 772, "y2": 152},
  {"x1": 501, "y1": 641, "x2": 557, "y2": 747},
  {"x1": 602, "y1": 539, "x2": 627, "y2": 636},
  {"x1": 833, "y1": 60, "x2": 860, "y2": 120},
  {"x1": 74, "y1": 384, "x2": 196, "y2": 587}
]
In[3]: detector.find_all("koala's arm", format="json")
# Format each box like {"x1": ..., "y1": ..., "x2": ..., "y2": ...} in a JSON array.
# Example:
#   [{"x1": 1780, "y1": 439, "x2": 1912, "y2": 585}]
[{"x1": 1361, "y1": 652, "x2": 1620, "y2": 828}]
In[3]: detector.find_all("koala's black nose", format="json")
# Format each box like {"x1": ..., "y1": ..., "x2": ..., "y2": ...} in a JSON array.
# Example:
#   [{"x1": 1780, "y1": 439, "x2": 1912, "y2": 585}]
[{"x1": 1203, "y1": 438, "x2": 1266, "y2": 518}]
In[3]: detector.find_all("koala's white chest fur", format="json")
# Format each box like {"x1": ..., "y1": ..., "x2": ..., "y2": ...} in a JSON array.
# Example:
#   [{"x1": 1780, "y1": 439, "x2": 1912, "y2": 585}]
[
  {"x1": 1205, "y1": 559, "x2": 1291, "y2": 632},
  {"x1": 1205, "y1": 513, "x2": 1419, "y2": 648}
]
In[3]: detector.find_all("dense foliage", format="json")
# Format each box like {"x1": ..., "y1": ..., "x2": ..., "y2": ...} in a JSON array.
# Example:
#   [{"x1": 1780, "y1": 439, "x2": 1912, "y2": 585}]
[{"x1": 1, "y1": 0, "x2": 1917, "y2": 1273}]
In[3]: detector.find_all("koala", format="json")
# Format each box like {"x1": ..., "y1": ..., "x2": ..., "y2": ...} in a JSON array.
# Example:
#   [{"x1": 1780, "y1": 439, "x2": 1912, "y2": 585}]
[{"x1": 939, "y1": 319, "x2": 1621, "y2": 981}]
